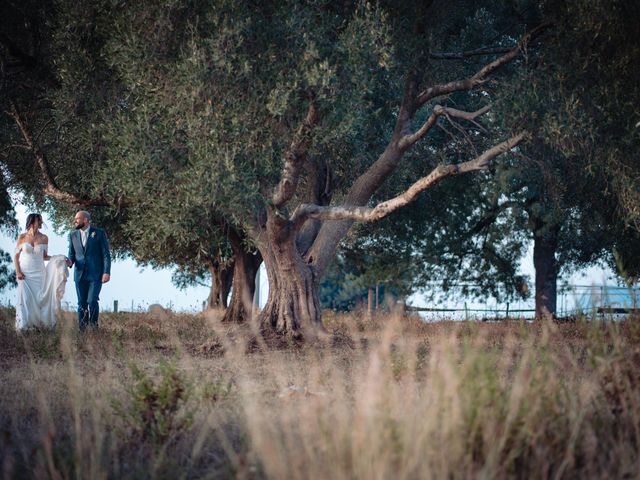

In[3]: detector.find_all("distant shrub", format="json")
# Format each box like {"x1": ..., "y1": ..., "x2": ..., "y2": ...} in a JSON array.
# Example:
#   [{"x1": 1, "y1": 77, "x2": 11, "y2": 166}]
[
  {"x1": 113, "y1": 360, "x2": 193, "y2": 445},
  {"x1": 201, "y1": 376, "x2": 235, "y2": 404}
]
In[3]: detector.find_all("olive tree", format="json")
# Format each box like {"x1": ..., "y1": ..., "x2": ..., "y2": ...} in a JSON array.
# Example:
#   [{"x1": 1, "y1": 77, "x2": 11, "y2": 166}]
[{"x1": 1, "y1": 0, "x2": 544, "y2": 335}]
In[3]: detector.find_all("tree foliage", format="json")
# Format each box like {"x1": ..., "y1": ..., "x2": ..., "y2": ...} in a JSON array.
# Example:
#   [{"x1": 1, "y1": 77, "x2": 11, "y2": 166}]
[
  {"x1": 8, "y1": 0, "x2": 623, "y2": 330},
  {"x1": 490, "y1": 0, "x2": 640, "y2": 308},
  {"x1": 0, "y1": 178, "x2": 17, "y2": 292},
  {"x1": 317, "y1": 0, "x2": 640, "y2": 315}
]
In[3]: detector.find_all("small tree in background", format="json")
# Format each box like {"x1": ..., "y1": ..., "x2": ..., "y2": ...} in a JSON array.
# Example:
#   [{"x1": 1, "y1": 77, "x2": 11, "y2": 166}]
[{"x1": 487, "y1": 0, "x2": 640, "y2": 317}]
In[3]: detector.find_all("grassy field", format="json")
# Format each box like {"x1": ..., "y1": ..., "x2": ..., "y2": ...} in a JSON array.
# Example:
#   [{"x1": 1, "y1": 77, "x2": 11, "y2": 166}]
[{"x1": 1, "y1": 308, "x2": 639, "y2": 479}]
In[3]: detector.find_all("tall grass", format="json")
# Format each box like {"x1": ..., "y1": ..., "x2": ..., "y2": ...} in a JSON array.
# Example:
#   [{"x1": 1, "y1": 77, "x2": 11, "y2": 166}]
[{"x1": 1, "y1": 308, "x2": 639, "y2": 479}]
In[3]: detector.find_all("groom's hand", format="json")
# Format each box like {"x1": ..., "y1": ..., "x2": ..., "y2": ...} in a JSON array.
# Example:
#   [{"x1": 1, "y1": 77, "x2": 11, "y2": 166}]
[
  {"x1": 65, "y1": 257, "x2": 72, "y2": 268},
  {"x1": 102, "y1": 273, "x2": 110, "y2": 283}
]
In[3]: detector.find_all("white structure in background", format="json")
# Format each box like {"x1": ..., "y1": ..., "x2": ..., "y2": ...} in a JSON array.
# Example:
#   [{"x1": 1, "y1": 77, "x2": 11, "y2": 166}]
[
  {"x1": 574, "y1": 285, "x2": 639, "y2": 319},
  {"x1": 253, "y1": 264, "x2": 269, "y2": 310}
]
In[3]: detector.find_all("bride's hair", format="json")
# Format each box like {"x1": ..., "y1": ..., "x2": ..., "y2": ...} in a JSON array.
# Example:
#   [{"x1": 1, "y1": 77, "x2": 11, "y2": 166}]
[{"x1": 25, "y1": 213, "x2": 43, "y2": 231}]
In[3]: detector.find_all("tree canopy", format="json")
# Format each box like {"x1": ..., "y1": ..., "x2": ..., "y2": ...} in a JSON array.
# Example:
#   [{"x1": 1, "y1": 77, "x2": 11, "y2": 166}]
[
  {"x1": 325, "y1": 0, "x2": 640, "y2": 316},
  {"x1": 2, "y1": 0, "x2": 637, "y2": 332}
]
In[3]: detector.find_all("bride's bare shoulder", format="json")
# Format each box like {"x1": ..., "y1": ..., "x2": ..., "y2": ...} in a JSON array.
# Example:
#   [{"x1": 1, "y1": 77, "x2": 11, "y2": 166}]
[{"x1": 16, "y1": 233, "x2": 26, "y2": 244}]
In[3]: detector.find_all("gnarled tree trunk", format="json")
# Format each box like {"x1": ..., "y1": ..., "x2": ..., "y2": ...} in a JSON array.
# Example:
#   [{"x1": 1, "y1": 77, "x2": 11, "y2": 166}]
[
  {"x1": 533, "y1": 221, "x2": 560, "y2": 319},
  {"x1": 206, "y1": 260, "x2": 234, "y2": 309},
  {"x1": 258, "y1": 214, "x2": 323, "y2": 338},
  {"x1": 223, "y1": 229, "x2": 262, "y2": 323}
]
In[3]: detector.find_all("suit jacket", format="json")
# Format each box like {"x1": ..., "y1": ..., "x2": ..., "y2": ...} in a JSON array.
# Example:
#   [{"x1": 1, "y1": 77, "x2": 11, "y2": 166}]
[{"x1": 68, "y1": 226, "x2": 111, "y2": 282}]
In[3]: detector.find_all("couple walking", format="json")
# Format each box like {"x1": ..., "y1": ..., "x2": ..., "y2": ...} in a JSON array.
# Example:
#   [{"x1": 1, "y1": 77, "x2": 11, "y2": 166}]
[{"x1": 14, "y1": 211, "x2": 111, "y2": 331}]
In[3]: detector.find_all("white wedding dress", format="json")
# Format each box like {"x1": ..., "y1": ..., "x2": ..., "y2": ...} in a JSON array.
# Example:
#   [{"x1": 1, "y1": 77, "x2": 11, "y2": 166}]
[{"x1": 15, "y1": 243, "x2": 69, "y2": 330}]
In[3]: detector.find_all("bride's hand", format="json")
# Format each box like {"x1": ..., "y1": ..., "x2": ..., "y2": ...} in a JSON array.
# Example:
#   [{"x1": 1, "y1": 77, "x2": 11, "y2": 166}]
[{"x1": 17, "y1": 271, "x2": 25, "y2": 280}]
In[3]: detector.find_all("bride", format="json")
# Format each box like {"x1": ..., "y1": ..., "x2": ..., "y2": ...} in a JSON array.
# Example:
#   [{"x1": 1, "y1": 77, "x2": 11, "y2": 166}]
[{"x1": 13, "y1": 213, "x2": 69, "y2": 330}]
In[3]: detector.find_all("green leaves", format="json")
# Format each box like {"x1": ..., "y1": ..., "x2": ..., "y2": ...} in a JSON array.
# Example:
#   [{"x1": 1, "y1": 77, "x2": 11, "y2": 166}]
[
  {"x1": 5, "y1": 0, "x2": 635, "y2": 307},
  {"x1": 113, "y1": 359, "x2": 193, "y2": 445}
]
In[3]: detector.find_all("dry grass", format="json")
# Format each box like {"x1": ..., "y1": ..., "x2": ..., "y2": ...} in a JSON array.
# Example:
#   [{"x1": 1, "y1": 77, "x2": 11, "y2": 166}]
[{"x1": 1, "y1": 307, "x2": 639, "y2": 479}]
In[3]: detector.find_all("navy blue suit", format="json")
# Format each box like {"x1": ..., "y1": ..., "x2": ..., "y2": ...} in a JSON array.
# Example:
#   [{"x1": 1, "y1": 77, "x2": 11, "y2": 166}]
[{"x1": 68, "y1": 226, "x2": 111, "y2": 329}]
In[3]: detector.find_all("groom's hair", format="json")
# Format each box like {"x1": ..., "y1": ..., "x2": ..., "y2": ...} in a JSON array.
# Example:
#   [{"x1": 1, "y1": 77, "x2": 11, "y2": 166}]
[
  {"x1": 25, "y1": 213, "x2": 43, "y2": 230},
  {"x1": 78, "y1": 210, "x2": 91, "y2": 221}
]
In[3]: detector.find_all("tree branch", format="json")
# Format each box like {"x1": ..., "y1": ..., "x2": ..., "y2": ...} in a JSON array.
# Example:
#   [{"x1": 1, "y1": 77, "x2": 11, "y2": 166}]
[
  {"x1": 295, "y1": 157, "x2": 332, "y2": 256},
  {"x1": 305, "y1": 25, "x2": 549, "y2": 275},
  {"x1": 468, "y1": 199, "x2": 524, "y2": 235},
  {"x1": 303, "y1": 75, "x2": 421, "y2": 267},
  {"x1": 0, "y1": 143, "x2": 31, "y2": 155},
  {"x1": 429, "y1": 46, "x2": 512, "y2": 60},
  {"x1": 398, "y1": 104, "x2": 491, "y2": 150},
  {"x1": 8, "y1": 101, "x2": 128, "y2": 208},
  {"x1": 271, "y1": 91, "x2": 319, "y2": 208},
  {"x1": 292, "y1": 132, "x2": 526, "y2": 227},
  {"x1": 416, "y1": 23, "x2": 551, "y2": 106}
]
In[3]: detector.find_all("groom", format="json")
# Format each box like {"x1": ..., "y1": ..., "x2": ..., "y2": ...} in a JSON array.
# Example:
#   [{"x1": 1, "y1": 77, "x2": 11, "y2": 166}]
[{"x1": 66, "y1": 211, "x2": 111, "y2": 330}]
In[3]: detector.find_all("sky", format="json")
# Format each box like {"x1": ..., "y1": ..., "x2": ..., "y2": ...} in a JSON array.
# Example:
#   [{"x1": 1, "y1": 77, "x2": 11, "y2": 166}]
[{"x1": 0, "y1": 202, "x2": 618, "y2": 315}]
